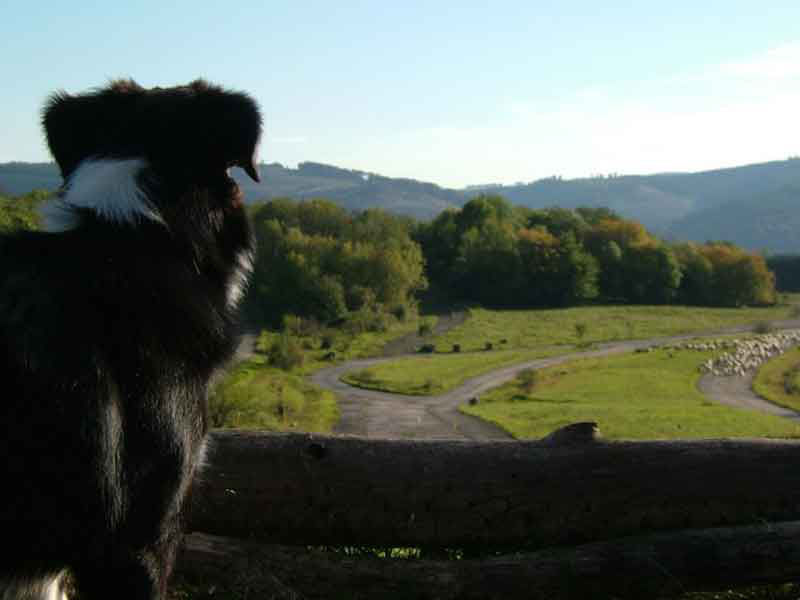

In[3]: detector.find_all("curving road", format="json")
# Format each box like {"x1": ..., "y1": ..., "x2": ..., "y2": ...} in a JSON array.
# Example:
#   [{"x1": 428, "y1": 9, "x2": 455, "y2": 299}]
[
  {"x1": 697, "y1": 372, "x2": 800, "y2": 421},
  {"x1": 309, "y1": 319, "x2": 800, "y2": 440}
]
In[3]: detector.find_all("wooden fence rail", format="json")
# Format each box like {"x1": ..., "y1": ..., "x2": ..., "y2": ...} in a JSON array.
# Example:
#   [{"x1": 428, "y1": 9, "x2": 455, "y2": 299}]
[{"x1": 180, "y1": 424, "x2": 800, "y2": 598}]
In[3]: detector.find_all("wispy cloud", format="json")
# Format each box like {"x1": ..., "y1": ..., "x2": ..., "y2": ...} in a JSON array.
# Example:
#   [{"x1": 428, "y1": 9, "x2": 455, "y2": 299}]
[
  {"x1": 720, "y1": 42, "x2": 800, "y2": 80},
  {"x1": 342, "y1": 41, "x2": 800, "y2": 187}
]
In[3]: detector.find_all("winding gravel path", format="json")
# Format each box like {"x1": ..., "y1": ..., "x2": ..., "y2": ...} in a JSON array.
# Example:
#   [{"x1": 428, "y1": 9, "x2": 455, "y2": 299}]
[
  {"x1": 697, "y1": 372, "x2": 800, "y2": 421},
  {"x1": 309, "y1": 318, "x2": 800, "y2": 440}
]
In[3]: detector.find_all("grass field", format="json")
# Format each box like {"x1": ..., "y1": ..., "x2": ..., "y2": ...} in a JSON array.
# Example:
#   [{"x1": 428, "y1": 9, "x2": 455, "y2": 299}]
[
  {"x1": 256, "y1": 313, "x2": 431, "y2": 375},
  {"x1": 341, "y1": 347, "x2": 562, "y2": 395},
  {"x1": 753, "y1": 347, "x2": 800, "y2": 412},
  {"x1": 209, "y1": 313, "x2": 431, "y2": 429},
  {"x1": 433, "y1": 302, "x2": 797, "y2": 352},
  {"x1": 339, "y1": 301, "x2": 799, "y2": 396},
  {"x1": 208, "y1": 355, "x2": 339, "y2": 432},
  {"x1": 461, "y1": 346, "x2": 800, "y2": 440}
]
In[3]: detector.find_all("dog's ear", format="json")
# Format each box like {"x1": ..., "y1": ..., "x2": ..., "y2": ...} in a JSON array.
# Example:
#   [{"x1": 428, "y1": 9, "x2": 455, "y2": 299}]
[
  {"x1": 43, "y1": 80, "x2": 145, "y2": 180},
  {"x1": 141, "y1": 79, "x2": 263, "y2": 183},
  {"x1": 42, "y1": 79, "x2": 263, "y2": 183}
]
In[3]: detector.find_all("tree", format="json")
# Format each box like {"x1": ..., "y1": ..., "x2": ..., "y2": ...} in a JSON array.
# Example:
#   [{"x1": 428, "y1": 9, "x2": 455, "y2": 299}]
[
  {"x1": 700, "y1": 244, "x2": 776, "y2": 307},
  {"x1": 622, "y1": 242, "x2": 682, "y2": 304},
  {"x1": 246, "y1": 199, "x2": 426, "y2": 326},
  {"x1": 524, "y1": 207, "x2": 587, "y2": 240},
  {"x1": 673, "y1": 243, "x2": 714, "y2": 305},
  {"x1": 517, "y1": 229, "x2": 597, "y2": 306},
  {"x1": 0, "y1": 190, "x2": 50, "y2": 232}
]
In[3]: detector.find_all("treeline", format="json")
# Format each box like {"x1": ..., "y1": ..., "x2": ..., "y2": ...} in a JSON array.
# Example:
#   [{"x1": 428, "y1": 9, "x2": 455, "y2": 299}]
[
  {"x1": 0, "y1": 191, "x2": 778, "y2": 330},
  {"x1": 244, "y1": 199, "x2": 426, "y2": 328},
  {"x1": 0, "y1": 189, "x2": 48, "y2": 232},
  {"x1": 417, "y1": 194, "x2": 775, "y2": 309}
]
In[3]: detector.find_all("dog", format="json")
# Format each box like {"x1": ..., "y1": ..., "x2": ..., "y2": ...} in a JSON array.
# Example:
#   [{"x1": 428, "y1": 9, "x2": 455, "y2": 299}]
[{"x1": 0, "y1": 79, "x2": 261, "y2": 599}]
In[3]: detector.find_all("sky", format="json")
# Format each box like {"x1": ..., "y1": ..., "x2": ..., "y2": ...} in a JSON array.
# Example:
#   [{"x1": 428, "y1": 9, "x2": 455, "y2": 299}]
[{"x1": 3, "y1": 1, "x2": 800, "y2": 188}]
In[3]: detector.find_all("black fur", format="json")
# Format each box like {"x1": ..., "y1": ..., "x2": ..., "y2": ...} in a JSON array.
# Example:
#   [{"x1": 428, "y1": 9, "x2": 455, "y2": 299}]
[{"x1": 0, "y1": 80, "x2": 261, "y2": 599}]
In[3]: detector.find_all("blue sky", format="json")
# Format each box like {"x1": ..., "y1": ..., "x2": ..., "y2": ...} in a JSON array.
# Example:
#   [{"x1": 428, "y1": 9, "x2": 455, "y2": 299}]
[{"x1": 4, "y1": 1, "x2": 800, "y2": 187}]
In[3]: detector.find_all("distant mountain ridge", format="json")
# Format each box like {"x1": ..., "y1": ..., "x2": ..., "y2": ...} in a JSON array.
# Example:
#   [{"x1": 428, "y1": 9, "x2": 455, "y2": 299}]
[
  {"x1": 0, "y1": 161, "x2": 463, "y2": 220},
  {"x1": 3, "y1": 158, "x2": 800, "y2": 253}
]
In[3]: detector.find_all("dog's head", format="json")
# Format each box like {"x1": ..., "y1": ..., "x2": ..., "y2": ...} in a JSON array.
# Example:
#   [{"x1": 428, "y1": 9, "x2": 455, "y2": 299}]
[
  {"x1": 41, "y1": 80, "x2": 262, "y2": 232},
  {"x1": 41, "y1": 80, "x2": 262, "y2": 310},
  {"x1": 44, "y1": 79, "x2": 262, "y2": 184}
]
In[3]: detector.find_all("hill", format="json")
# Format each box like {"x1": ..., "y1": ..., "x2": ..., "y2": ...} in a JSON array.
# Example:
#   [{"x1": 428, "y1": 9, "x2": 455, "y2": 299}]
[
  {"x1": 3, "y1": 158, "x2": 800, "y2": 252},
  {"x1": 487, "y1": 159, "x2": 800, "y2": 239},
  {"x1": 0, "y1": 161, "x2": 463, "y2": 220}
]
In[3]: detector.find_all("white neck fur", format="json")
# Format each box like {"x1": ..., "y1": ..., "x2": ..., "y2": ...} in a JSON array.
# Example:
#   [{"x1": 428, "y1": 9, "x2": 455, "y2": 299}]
[{"x1": 41, "y1": 158, "x2": 165, "y2": 232}]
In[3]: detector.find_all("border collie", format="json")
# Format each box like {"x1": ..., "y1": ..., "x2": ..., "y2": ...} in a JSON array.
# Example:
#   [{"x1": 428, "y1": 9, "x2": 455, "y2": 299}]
[{"x1": 0, "y1": 80, "x2": 261, "y2": 599}]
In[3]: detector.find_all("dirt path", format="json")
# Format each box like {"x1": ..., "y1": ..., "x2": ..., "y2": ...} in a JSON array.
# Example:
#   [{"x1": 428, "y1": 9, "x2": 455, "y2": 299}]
[
  {"x1": 697, "y1": 372, "x2": 800, "y2": 421},
  {"x1": 311, "y1": 318, "x2": 800, "y2": 440}
]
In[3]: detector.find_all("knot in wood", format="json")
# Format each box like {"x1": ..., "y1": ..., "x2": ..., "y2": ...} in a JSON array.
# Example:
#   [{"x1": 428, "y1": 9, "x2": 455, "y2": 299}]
[
  {"x1": 541, "y1": 422, "x2": 599, "y2": 447},
  {"x1": 306, "y1": 442, "x2": 328, "y2": 460}
]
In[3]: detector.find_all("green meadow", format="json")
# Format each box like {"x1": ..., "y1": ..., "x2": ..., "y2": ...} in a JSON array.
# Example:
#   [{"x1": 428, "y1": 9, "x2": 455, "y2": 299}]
[
  {"x1": 208, "y1": 355, "x2": 339, "y2": 432},
  {"x1": 341, "y1": 347, "x2": 562, "y2": 395},
  {"x1": 434, "y1": 303, "x2": 797, "y2": 352},
  {"x1": 340, "y1": 301, "x2": 798, "y2": 397},
  {"x1": 753, "y1": 347, "x2": 800, "y2": 412},
  {"x1": 461, "y1": 346, "x2": 800, "y2": 440}
]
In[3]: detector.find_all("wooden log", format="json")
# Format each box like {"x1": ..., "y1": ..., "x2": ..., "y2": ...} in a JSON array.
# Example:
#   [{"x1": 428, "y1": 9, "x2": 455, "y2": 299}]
[
  {"x1": 177, "y1": 522, "x2": 800, "y2": 600},
  {"x1": 190, "y1": 424, "x2": 800, "y2": 548}
]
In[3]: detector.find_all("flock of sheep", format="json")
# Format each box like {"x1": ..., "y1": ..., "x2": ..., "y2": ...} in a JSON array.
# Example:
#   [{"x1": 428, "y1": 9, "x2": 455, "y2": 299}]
[{"x1": 661, "y1": 330, "x2": 800, "y2": 376}]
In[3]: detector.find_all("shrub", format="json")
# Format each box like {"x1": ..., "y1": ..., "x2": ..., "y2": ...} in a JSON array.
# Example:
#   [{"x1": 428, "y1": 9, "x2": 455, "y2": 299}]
[
  {"x1": 282, "y1": 314, "x2": 302, "y2": 334},
  {"x1": 418, "y1": 319, "x2": 434, "y2": 337},
  {"x1": 452, "y1": 344, "x2": 461, "y2": 353},
  {"x1": 391, "y1": 303, "x2": 414, "y2": 322},
  {"x1": 268, "y1": 334, "x2": 305, "y2": 370},
  {"x1": 518, "y1": 368, "x2": 538, "y2": 393},
  {"x1": 784, "y1": 364, "x2": 800, "y2": 395},
  {"x1": 353, "y1": 369, "x2": 376, "y2": 383},
  {"x1": 753, "y1": 320, "x2": 775, "y2": 334},
  {"x1": 320, "y1": 333, "x2": 336, "y2": 350},
  {"x1": 418, "y1": 344, "x2": 435, "y2": 353},
  {"x1": 345, "y1": 308, "x2": 394, "y2": 334}
]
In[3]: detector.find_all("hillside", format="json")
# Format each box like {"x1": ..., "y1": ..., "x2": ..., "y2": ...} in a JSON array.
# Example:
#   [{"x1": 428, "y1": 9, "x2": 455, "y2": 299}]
[
  {"x1": 488, "y1": 159, "x2": 800, "y2": 238},
  {"x1": 3, "y1": 158, "x2": 800, "y2": 252},
  {"x1": 0, "y1": 161, "x2": 463, "y2": 220}
]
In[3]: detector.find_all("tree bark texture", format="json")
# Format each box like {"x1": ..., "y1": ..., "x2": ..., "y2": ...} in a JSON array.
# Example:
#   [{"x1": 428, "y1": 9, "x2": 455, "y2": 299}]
[
  {"x1": 190, "y1": 424, "x2": 800, "y2": 549},
  {"x1": 177, "y1": 522, "x2": 800, "y2": 600}
]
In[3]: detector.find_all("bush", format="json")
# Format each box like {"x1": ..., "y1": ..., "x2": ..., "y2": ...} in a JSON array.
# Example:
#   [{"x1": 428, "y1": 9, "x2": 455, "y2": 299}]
[
  {"x1": 391, "y1": 303, "x2": 414, "y2": 322},
  {"x1": 268, "y1": 334, "x2": 305, "y2": 370},
  {"x1": 418, "y1": 344, "x2": 435, "y2": 353},
  {"x1": 753, "y1": 320, "x2": 775, "y2": 334},
  {"x1": 345, "y1": 308, "x2": 394, "y2": 334},
  {"x1": 518, "y1": 368, "x2": 538, "y2": 393},
  {"x1": 353, "y1": 369, "x2": 376, "y2": 383},
  {"x1": 320, "y1": 333, "x2": 336, "y2": 349},
  {"x1": 784, "y1": 365, "x2": 800, "y2": 395}
]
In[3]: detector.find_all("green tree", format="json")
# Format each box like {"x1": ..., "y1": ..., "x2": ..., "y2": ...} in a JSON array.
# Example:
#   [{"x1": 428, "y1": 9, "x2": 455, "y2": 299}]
[
  {"x1": 246, "y1": 198, "x2": 426, "y2": 326},
  {"x1": 0, "y1": 190, "x2": 50, "y2": 232}
]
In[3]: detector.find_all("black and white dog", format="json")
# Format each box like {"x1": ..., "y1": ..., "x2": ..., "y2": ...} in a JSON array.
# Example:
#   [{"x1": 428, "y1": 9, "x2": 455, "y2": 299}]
[{"x1": 0, "y1": 80, "x2": 261, "y2": 599}]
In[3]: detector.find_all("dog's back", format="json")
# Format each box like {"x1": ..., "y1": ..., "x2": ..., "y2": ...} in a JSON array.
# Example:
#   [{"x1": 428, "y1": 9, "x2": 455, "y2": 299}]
[{"x1": 0, "y1": 80, "x2": 261, "y2": 600}]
